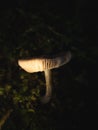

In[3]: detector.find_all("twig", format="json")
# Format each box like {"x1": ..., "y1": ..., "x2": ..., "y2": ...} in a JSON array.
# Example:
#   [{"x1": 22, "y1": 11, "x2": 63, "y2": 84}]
[{"x1": 0, "y1": 109, "x2": 13, "y2": 130}]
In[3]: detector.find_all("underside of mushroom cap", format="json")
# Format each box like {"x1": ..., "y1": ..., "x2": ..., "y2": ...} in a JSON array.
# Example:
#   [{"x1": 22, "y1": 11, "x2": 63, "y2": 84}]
[{"x1": 18, "y1": 51, "x2": 71, "y2": 73}]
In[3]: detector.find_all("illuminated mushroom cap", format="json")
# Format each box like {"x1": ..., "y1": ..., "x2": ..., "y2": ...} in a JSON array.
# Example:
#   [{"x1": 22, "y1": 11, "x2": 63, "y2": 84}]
[{"x1": 18, "y1": 51, "x2": 71, "y2": 73}]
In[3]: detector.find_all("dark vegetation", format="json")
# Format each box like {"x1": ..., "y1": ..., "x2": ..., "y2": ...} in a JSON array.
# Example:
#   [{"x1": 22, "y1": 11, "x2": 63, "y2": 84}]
[{"x1": 0, "y1": 0, "x2": 97, "y2": 129}]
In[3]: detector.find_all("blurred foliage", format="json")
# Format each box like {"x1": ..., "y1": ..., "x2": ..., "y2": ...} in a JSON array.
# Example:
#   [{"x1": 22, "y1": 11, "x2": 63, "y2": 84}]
[{"x1": 0, "y1": 0, "x2": 97, "y2": 129}]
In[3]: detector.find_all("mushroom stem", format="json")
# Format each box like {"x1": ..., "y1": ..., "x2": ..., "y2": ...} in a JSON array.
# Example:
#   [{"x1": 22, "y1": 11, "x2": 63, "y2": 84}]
[{"x1": 41, "y1": 69, "x2": 52, "y2": 103}]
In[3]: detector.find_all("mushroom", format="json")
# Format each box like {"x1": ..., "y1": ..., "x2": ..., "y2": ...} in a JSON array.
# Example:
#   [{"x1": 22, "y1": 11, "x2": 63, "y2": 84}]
[{"x1": 18, "y1": 51, "x2": 71, "y2": 103}]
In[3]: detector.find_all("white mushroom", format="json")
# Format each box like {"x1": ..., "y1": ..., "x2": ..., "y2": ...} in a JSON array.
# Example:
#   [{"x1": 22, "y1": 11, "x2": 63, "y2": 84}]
[{"x1": 18, "y1": 51, "x2": 71, "y2": 103}]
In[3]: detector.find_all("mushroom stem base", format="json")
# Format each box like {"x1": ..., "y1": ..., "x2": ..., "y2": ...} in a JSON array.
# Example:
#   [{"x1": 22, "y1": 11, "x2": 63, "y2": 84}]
[{"x1": 41, "y1": 70, "x2": 52, "y2": 103}]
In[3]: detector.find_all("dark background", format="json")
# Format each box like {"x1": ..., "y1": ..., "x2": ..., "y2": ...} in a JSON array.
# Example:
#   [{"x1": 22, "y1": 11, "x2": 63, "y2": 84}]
[{"x1": 0, "y1": 0, "x2": 97, "y2": 129}]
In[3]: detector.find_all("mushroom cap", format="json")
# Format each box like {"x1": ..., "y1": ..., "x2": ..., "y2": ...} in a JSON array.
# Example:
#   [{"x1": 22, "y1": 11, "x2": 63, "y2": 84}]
[{"x1": 18, "y1": 51, "x2": 71, "y2": 73}]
